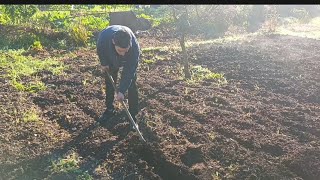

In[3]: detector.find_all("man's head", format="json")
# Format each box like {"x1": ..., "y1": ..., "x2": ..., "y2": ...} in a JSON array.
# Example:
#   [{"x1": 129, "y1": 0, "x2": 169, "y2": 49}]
[{"x1": 112, "y1": 28, "x2": 132, "y2": 56}]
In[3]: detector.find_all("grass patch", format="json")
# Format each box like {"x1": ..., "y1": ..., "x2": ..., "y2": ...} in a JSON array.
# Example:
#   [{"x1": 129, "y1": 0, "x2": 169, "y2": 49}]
[
  {"x1": 0, "y1": 50, "x2": 65, "y2": 92},
  {"x1": 50, "y1": 151, "x2": 93, "y2": 180},
  {"x1": 187, "y1": 65, "x2": 227, "y2": 85},
  {"x1": 143, "y1": 59, "x2": 156, "y2": 64},
  {"x1": 142, "y1": 46, "x2": 171, "y2": 53},
  {"x1": 276, "y1": 26, "x2": 320, "y2": 39},
  {"x1": 51, "y1": 152, "x2": 80, "y2": 173},
  {"x1": 11, "y1": 79, "x2": 47, "y2": 93},
  {"x1": 186, "y1": 35, "x2": 249, "y2": 47},
  {"x1": 275, "y1": 16, "x2": 320, "y2": 40},
  {"x1": 22, "y1": 107, "x2": 40, "y2": 123}
]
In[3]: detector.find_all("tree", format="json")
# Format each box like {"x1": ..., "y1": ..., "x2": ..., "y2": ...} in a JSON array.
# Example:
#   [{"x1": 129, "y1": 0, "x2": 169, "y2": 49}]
[
  {"x1": 172, "y1": 5, "x2": 191, "y2": 79},
  {"x1": 4, "y1": 5, "x2": 38, "y2": 24}
]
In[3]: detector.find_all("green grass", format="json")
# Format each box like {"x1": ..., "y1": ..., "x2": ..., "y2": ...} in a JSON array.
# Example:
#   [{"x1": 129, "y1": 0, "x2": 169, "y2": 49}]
[
  {"x1": 50, "y1": 151, "x2": 93, "y2": 180},
  {"x1": 141, "y1": 34, "x2": 251, "y2": 55},
  {"x1": 187, "y1": 65, "x2": 227, "y2": 85},
  {"x1": 0, "y1": 50, "x2": 65, "y2": 92},
  {"x1": 22, "y1": 107, "x2": 40, "y2": 123},
  {"x1": 142, "y1": 46, "x2": 171, "y2": 53},
  {"x1": 143, "y1": 59, "x2": 156, "y2": 64},
  {"x1": 51, "y1": 152, "x2": 80, "y2": 173}
]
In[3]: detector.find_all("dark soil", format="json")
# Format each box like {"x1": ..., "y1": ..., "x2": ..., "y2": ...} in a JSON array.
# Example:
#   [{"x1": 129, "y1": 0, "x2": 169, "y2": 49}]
[{"x1": 0, "y1": 34, "x2": 319, "y2": 180}]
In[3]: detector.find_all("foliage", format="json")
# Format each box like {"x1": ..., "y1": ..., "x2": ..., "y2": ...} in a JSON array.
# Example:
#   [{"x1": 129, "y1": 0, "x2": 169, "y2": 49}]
[
  {"x1": 291, "y1": 8, "x2": 311, "y2": 23},
  {"x1": 51, "y1": 152, "x2": 80, "y2": 173},
  {"x1": 68, "y1": 22, "x2": 91, "y2": 47},
  {"x1": 78, "y1": 15, "x2": 109, "y2": 32},
  {"x1": 134, "y1": 5, "x2": 174, "y2": 27},
  {"x1": 76, "y1": 172, "x2": 94, "y2": 180},
  {"x1": 22, "y1": 107, "x2": 40, "y2": 123},
  {"x1": 0, "y1": 12, "x2": 10, "y2": 25},
  {"x1": 0, "y1": 50, "x2": 65, "y2": 92},
  {"x1": 143, "y1": 59, "x2": 155, "y2": 64},
  {"x1": 0, "y1": 26, "x2": 40, "y2": 50},
  {"x1": 50, "y1": 151, "x2": 94, "y2": 180},
  {"x1": 33, "y1": 11, "x2": 71, "y2": 30},
  {"x1": 31, "y1": 40, "x2": 44, "y2": 51},
  {"x1": 3, "y1": 5, "x2": 38, "y2": 24},
  {"x1": 11, "y1": 79, "x2": 47, "y2": 93},
  {"x1": 188, "y1": 65, "x2": 227, "y2": 84},
  {"x1": 262, "y1": 6, "x2": 279, "y2": 33}
]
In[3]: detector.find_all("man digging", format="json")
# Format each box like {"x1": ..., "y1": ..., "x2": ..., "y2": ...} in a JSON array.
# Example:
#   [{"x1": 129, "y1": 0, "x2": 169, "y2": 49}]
[{"x1": 97, "y1": 25, "x2": 140, "y2": 130}]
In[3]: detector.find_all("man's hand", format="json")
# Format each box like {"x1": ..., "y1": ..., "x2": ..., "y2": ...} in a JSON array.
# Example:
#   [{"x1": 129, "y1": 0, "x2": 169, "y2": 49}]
[
  {"x1": 115, "y1": 92, "x2": 124, "y2": 102},
  {"x1": 101, "y1": 65, "x2": 110, "y2": 74}
]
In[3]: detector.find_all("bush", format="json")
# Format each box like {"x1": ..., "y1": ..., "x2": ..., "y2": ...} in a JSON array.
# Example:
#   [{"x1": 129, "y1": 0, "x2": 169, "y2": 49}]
[
  {"x1": 34, "y1": 11, "x2": 71, "y2": 30},
  {"x1": 291, "y1": 8, "x2": 311, "y2": 23},
  {"x1": 0, "y1": 28, "x2": 38, "y2": 50},
  {"x1": 0, "y1": 13, "x2": 10, "y2": 25},
  {"x1": 77, "y1": 15, "x2": 109, "y2": 32},
  {"x1": 3, "y1": 5, "x2": 38, "y2": 24},
  {"x1": 69, "y1": 22, "x2": 91, "y2": 46},
  {"x1": 31, "y1": 40, "x2": 43, "y2": 51}
]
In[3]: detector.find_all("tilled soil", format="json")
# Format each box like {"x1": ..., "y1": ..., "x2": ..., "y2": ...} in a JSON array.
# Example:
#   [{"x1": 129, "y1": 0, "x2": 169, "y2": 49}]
[{"x1": 0, "y1": 34, "x2": 319, "y2": 180}]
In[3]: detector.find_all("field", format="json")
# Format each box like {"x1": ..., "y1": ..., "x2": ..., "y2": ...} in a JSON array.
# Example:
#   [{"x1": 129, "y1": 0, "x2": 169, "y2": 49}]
[{"x1": 0, "y1": 29, "x2": 319, "y2": 180}]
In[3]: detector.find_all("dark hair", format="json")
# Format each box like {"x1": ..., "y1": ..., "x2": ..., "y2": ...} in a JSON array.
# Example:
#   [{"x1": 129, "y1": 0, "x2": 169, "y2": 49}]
[{"x1": 113, "y1": 28, "x2": 132, "y2": 48}]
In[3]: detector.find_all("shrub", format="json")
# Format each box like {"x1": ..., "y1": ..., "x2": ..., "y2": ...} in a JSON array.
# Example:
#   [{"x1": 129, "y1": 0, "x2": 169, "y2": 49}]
[
  {"x1": 78, "y1": 15, "x2": 109, "y2": 31},
  {"x1": 3, "y1": 5, "x2": 38, "y2": 24},
  {"x1": 31, "y1": 40, "x2": 43, "y2": 51},
  {"x1": 0, "y1": 50, "x2": 65, "y2": 92},
  {"x1": 291, "y1": 8, "x2": 311, "y2": 23},
  {"x1": 69, "y1": 22, "x2": 91, "y2": 46}
]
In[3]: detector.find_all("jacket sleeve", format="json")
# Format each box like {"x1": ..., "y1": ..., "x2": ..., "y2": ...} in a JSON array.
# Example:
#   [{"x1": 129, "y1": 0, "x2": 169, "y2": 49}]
[
  {"x1": 97, "y1": 32, "x2": 111, "y2": 66},
  {"x1": 118, "y1": 39, "x2": 140, "y2": 94}
]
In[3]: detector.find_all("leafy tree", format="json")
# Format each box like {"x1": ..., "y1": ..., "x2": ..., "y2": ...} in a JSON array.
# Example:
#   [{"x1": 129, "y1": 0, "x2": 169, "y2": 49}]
[{"x1": 4, "y1": 5, "x2": 38, "y2": 24}]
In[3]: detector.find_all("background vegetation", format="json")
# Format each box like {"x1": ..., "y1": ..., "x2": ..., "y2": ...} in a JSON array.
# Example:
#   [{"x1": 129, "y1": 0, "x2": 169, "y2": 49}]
[{"x1": 1, "y1": 5, "x2": 319, "y2": 51}]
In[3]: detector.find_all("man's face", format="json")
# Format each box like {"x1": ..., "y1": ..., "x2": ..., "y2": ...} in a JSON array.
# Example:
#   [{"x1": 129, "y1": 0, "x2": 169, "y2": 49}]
[
  {"x1": 115, "y1": 46, "x2": 129, "y2": 56},
  {"x1": 113, "y1": 39, "x2": 129, "y2": 56}
]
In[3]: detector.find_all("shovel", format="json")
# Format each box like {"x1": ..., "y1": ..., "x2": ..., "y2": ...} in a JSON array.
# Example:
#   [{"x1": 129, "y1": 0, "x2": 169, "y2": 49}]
[{"x1": 105, "y1": 71, "x2": 146, "y2": 142}]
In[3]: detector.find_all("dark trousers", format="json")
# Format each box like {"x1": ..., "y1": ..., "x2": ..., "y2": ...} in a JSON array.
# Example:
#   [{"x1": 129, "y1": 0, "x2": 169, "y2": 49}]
[{"x1": 105, "y1": 68, "x2": 139, "y2": 116}]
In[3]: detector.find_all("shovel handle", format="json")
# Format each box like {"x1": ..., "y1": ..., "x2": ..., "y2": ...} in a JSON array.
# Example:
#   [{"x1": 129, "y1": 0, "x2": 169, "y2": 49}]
[{"x1": 105, "y1": 71, "x2": 146, "y2": 142}]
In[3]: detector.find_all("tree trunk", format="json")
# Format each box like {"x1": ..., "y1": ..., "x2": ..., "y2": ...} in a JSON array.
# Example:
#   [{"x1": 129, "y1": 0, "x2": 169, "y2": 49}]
[
  {"x1": 172, "y1": 5, "x2": 191, "y2": 79},
  {"x1": 179, "y1": 33, "x2": 191, "y2": 79}
]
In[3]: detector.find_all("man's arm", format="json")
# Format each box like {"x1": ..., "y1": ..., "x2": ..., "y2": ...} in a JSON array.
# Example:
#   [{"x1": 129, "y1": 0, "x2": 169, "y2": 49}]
[
  {"x1": 118, "y1": 39, "x2": 140, "y2": 94},
  {"x1": 97, "y1": 31, "x2": 112, "y2": 67}
]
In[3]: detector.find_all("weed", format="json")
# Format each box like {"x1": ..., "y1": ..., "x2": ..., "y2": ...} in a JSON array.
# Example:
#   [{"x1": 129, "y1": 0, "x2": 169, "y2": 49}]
[
  {"x1": 51, "y1": 152, "x2": 80, "y2": 173},
  {"x1": 69, "y1": 23, "x2": 91, "y2": 47},
  {"x1": 31, "y1": 40, "x2": 44, "y2": 51},
  {"x1": 142, "y1": 46, "x2": 170, "y2": 54},
  {"x1": 82, "y1": 79, "x2": 88, "y2": 86},
  {"x1": 155, "y1": 55, "x2": 166, "y2": 61},
  {"x1": 0, "y1": 50, "x2": 65, "y2": 92},
  {"x1": 184, "y1": 87, "x2": 189, "y2": 95},
  {"x1": 225, "y1": 163, "x2": 240, "y2": 179},
  {"x1": 254, "y1": 84, "x2": 260, "y2": 91},
  {"x1": 187, "y1": 65, "x2": 227, "y2": 85},
  {"x1": 76, "y1": 171, "x2": 93, "y2": 180},
  {"x1": 11, "y1": 79, "x2": 47, "y2": 93},
  {"x1": 22, "y1": 107, "x2": 39, "y2": 123},
  {"x1": 57, "y1": 39, "x2": 68, "y2": 49},
  {"x1": 143, "y1": 59, "x2": 155, "y2": 64},
  {"x1": 212, "y1": 171, "x2": 222, "y2": 180},
  {"x1": 208, "y1": 132, "x2": 216, "y2": 141}
]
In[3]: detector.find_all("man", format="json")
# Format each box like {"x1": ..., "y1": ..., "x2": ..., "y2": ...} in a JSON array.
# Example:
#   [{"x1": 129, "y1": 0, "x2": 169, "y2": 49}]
[{"x1": 97, "y1": 25, "x2": 140, "y2": 128}]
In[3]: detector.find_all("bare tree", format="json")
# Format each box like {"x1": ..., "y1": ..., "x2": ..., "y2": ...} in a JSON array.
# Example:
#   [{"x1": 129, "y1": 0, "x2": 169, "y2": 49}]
[{"x1": 172, "y1": 5, "x2": 191, "y2": 79}]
